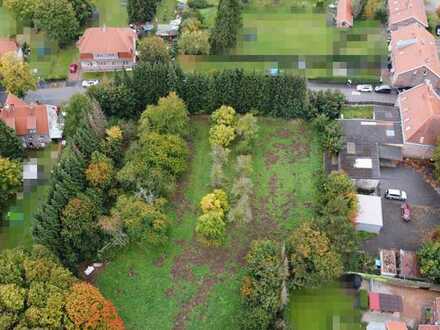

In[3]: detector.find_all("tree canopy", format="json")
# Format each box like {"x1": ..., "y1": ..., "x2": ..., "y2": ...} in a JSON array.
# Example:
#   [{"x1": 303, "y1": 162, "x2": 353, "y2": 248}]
[
  {"x1": 127, "y1": 0, "x2": 159, "y2": 23},
  {"x1": 138, "y1": 36, "x2": 171, "y2": 64},
  {"x1": 0, "y1": 245, "x2": 124, "y2": 329},
  {"x1": 0, "y1": 121, "x2": 24, "y2": 160},
  {"x1": 0, "y1": 157, "x2": 22, "y2": 215},
  {"x1": 0, "y1": 53, "x2": 37, "y2": 97}
]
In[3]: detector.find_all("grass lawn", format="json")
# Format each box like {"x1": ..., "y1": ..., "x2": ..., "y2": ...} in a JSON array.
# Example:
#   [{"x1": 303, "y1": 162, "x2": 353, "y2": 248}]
[
  {"x1": 92, "y1": 0, "x2": 128, "y2": 27},
  {"x1": 179, "y1": 0, "x2": 387, "y2": 79},
  {"x1": 288, "y1": 281, "x2": 364, "y2": 330},
  {"x1": 96, "y1": 116, "x2": 322, "y2": 329},
  {"x1": 0, "y1": 7, "x2": 17, "y2": 37},
  {"x1": 341, "y1": 105, "x2": 374, "y2": 119}
]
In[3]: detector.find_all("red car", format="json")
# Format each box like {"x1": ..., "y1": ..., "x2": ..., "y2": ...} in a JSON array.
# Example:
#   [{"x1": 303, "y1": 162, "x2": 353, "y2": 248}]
[
  {"x1": 401, "y1": 202, "x2": 411, "y2": 222},
  {"x1": 69, "y1": 63, "x2": 78, "y2": 74}
]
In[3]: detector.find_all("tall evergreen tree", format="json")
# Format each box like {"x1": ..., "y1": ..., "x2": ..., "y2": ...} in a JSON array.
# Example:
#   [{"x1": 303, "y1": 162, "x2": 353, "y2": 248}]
[
  {"x1": 0, "y1": 120, "x2": 24, "y2": 160},
  {"x1": 127, "y1": 0, "x2": 158, "y2": 23},
  {"x1": 209, "y1": 0, "x2": 242, "y2": 54}
]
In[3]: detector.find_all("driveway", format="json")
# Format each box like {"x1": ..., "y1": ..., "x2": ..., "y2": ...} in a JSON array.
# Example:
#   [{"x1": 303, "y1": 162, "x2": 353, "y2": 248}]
[
  {"x1": 363, "y1": 166, "x2": 440, "y2": 254},
  {"x1": 308, "y1": 82, "x2": 398, "y2": 105},
  {"x1": 25, "y1": 86, "x2": 85, "y2": 106}
]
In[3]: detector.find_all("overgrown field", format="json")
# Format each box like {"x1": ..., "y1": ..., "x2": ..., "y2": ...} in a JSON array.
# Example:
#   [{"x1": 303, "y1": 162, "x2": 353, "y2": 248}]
[{"x1": 96, "y1": 116, "x2": 321, "y2": 329}]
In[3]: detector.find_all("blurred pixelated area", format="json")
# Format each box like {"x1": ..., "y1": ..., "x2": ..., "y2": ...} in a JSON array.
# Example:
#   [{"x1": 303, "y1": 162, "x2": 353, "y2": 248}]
[
  {"x1": 0, "y1": 145, "x2": 59, "y2": 250},
  {"x1": 179, "y1": 0, "x2": 388, "y2": 79}
]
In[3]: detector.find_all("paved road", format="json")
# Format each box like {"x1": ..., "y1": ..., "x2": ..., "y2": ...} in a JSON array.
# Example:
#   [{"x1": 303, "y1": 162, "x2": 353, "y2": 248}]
[
  {"x1": 308, "y1": 82, "x2": 398, "y2": 105},
  {"x1": 21, "y1": 81, "x2": 398, "y2": 107},
  {"x1": 25, "y1": 85, "x2": 85, "y2": 106}
]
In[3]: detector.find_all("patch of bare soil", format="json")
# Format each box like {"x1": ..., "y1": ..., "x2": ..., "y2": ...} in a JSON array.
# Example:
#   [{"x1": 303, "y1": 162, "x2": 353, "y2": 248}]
[{"x1": 173, "y1": 278, "x2": 217, "y2": 330}]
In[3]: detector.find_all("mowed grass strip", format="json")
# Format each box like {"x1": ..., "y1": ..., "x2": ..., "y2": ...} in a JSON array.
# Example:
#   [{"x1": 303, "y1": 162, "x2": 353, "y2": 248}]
[{"x1": 97, "y1": 116, "x2": 322, "y2": 329}]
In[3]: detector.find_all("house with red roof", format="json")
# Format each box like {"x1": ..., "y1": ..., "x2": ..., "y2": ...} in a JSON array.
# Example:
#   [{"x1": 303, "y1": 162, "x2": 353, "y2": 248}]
[
  {"x1": 388, "y1": 0, "x2": 428, "y2": 31},
  {"x1": 0, "y1": 94, "x2": 62, "y2": 148},
  {"x1": 418, "y1": 325, "x2": 440, "y2": 330},
  {"x1": 336, "y1": 0, "x2": 353, "y2": 28},
  {"x1": 397, "y1": 81, "x2": 440, "y2": 158},
  {"x1": 390, "y1": 23, "x2": 440, "y2": 88},
  {"x1": 77, "y1": 26, "x2": 137, "y2": 72}
]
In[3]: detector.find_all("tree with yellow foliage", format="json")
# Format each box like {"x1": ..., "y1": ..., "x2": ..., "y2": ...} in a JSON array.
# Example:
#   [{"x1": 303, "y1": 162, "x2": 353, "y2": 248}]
[{"x1": 0, "y1": 53, "x2": 37, "y2": 97}]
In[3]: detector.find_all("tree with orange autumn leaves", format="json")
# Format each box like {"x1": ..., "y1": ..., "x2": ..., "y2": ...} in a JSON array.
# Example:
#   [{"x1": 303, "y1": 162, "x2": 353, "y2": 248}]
[{"x1": 66, "y1": 282, "x2": 125, "y2": 330}]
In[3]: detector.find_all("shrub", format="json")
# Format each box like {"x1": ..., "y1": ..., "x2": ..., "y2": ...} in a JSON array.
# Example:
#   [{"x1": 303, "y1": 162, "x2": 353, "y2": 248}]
[
  {"x1": 196, "y1": 211, "x2": 226, "y2": 245},
  {"x1": 417, "y1": 240, "x2": 440, "y2": 283},
  {"x1": 236, "y1": 113, "x2": 258, "y2": 153},
  {"x1": 139, "y1": 92, "x2": 190, "y2": 137},
  {"x1": 314, "y1": 115, "x2": 344, "y2": 155},
  {"x1": 200, "y1": 189, "x2": 229, "y2": 214},
  {"x1": 178, "y1": 30, "x2": 210, "y2": 55},
  {"x1": 359, "y1": 289, "x2": 368, "y2": 310},
  {"x1": 209, "y1": 124, "x2": 236, "y2": 147},
  {"x1": 211, "y1": 105, "x2": 237, "y2": 126},
  {"x1": 0, "y1": 157, "x2": 22, "y2": 215},
  {"x1": 309, "y1": 90, "x2": 345, "y2": 120},
  {"x1": 181, "y1": 17, "x2": 202, "y2": 33}
]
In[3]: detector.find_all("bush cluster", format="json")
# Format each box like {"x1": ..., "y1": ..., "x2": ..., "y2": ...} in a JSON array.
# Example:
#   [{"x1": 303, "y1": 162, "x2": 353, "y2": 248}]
[{"x1": 196, "y1": 189, "x2": 229, "y2": 245}]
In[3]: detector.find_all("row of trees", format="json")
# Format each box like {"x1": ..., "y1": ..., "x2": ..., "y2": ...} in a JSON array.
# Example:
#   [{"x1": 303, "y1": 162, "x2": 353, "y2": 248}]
[
  {"x1": 4, "y1": 0, "x2": 93, "y2": 46},
  {"x1": 89, "y1": 64, "x2": 312, "y2": 120},
  {"x1": 34, "y1": 91, "x2": 192, "y2": 268},
  {"x1": 0, "y1": 245, "x2": 124, "y2": 329}
]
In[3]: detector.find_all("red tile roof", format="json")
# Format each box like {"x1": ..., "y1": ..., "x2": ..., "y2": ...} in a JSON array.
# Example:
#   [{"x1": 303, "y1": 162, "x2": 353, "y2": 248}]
[
  {"x1": 399, "y1": 82, "x2": 440, "y2": 145},
  {"x1": 77, "y1": 27, "x2": 136, "y2": 56},
  {"x1": 0, "y1": 94, "x2": 48, "y2": 136},
  {"x1": 388, "y1": 0, "x2": 428, "y2": 28},
  {"x1": 336, "y1": 0, "x2": 353, "y2": 27},
  {"x1": 386, "y1": 321, "x2": 408, "y2": 330},
  {"x1": 418, "y1": 326, "x2": 440, "y2": 330},
  {"x1": 390, "y1": 23, "x2": 440, "y2": 80},
  {"x1": 369, "y1": 292, "x2": 380, "y2": 311},
  {"x1": 0, "y1": 38, "x2": 18, "y2": 57},
  {"x1": 399, "y1": 249, "x2": 421, "y2": 278}
]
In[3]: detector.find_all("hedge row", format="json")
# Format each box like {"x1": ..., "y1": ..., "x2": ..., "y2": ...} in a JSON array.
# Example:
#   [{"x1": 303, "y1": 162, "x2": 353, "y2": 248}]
[{"x1": 89, "y1": 63, "x2": 310, "y2": 120}]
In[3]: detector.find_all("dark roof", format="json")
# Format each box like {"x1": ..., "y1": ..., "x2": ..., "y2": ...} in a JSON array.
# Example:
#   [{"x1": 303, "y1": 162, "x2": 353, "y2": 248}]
[
  {"x1": 379, "y1": 293, "x2": 402, "y2": 312},
  {"x1": 341, "y1": 120, "x2": 403, "y2": 145},
  {"x1": 374, "y1": 106, "x2": 402, "y2": 122},
  {"x1": 379, "y1": 144, "x2": 402, "y2": 161},
  {"x1": 0, "y1": 91, "x2": 6, "y2": 107}
]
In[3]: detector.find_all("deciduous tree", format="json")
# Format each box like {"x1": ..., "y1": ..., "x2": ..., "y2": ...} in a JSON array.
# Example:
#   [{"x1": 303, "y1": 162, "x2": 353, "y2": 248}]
[
  {"x1": 287, "y1": 223, "x2": 343, "y2": 288},
  {"x1": 178, "y1": 30, "x2": 210, "y2": 55},
  {"x1": 0, "y1": 53, "x2": 37, "y2": 97},
  {"x1": 0, "y1": 157, "x2": 22, "y2": 215},
  {"x1": 138, "y1": 36, "x2": 171, "y2": 64}
]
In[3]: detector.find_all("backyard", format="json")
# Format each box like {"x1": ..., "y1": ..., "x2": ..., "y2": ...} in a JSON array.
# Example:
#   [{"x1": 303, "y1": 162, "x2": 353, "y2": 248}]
[
  {"x1": 179, "y1": 0, "x2": 387, "y2": 79},
  {"x1": 96, "y1": 116, "x2": 322, "y2": 329},
  {"x1": 0, "y1": 0, "x2": 128, "y2": 80}
]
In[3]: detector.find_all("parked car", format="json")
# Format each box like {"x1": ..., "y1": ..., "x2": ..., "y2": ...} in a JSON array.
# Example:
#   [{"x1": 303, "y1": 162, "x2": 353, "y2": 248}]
[
  {"x1": 356, "y1": 84, "x2": 373, "y2": 92},
  {"x1": 374, "y1": 85, "x2": 392, "y2": 93},
  {"x1": 401, "y1": 202, "x2": 411, "y2": 222},
  {"x1": 82, "y1": 80, "x2": 99, "y2": 88},
  {"x1": 69, "y1": 63, "x2": 78, "y2": 74},
  {"x1": 384, "y1": 189, "x2": 407, "y2": 201}
]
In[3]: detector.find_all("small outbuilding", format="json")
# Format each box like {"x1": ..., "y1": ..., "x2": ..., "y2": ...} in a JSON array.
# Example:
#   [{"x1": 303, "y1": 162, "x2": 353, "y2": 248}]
[{"x1": 354, "y1": 194, "x2": 383, "y2": 233}]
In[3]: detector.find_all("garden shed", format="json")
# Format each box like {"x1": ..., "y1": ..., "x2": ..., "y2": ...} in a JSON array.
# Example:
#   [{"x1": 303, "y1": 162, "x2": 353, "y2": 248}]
[{"x1": 354, "y1": 194, "x2": 383, "y2": 233}]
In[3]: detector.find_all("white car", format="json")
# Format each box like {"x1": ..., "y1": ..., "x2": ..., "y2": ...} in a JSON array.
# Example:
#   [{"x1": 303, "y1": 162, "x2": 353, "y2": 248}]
[
  {"x1": 384, "y1": 189, "x2": 407, "y2": 201},
  {"x1": 356, "y1": 84, "x2": 373, "y2": 92},
  {"x1": 82, "y1": 80, "x2": 99, "y2": 88}
]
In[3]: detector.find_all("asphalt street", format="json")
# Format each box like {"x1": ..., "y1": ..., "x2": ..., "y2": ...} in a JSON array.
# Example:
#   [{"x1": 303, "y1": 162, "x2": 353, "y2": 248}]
[{"x1": 308, "y1": 82, "x2": 398, "y2": 105}]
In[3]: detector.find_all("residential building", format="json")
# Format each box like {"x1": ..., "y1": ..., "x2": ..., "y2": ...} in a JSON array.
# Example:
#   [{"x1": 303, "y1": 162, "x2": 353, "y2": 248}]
[
  {"x1": 0, "y1": 38, "x2": 23, "y2": 59},
  {"x1": 418, "y1": 326, "x2": 440, "y2": 330},
  {"x1": 77, "y1": 26, "x2": 137, "y2": 72},
  {"x1": 388, "y1": 0, "x2": 428, "y2": 31},
  {"x1": 397, "y1": 81, "x2": 440, "y2": 158},
  {"x1": 386, "y1": 321, "x2": 408, "y2": 330},
  {"x1": 0, "y1": 94, "x2": 62, "y2": 148},
  {"x1": 336, "y1": 0, "x2": 353, "y2": 28},
  {"x1": 390, "y1": 23, "x2": 440, "y2": 88}
]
